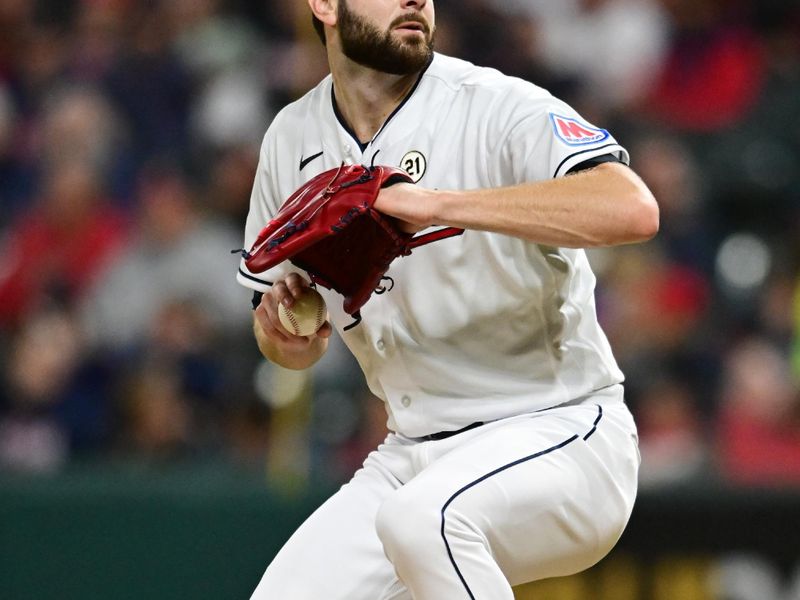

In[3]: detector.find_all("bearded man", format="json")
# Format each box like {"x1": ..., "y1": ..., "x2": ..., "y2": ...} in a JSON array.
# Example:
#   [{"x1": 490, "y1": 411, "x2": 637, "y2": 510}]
[{"x1": 237, "y1": 1, "x2": 658, "y2": 598}]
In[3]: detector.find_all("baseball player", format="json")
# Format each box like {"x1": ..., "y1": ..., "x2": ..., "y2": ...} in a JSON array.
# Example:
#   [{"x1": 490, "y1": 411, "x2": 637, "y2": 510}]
[{"x1": 237, "y1": 0, "x2": 659, "y2": 598}]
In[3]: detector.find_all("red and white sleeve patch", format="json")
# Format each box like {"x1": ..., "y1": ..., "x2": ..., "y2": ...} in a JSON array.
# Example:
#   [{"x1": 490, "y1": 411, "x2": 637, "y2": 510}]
[{"x1": 549, "y1": 113, "x2": 610, "y2": 146}]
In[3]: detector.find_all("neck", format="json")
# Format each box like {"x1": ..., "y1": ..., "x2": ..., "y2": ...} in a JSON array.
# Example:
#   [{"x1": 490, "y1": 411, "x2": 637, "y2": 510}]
[{"x1": 329, "y1": 48, "x2": 423, "y2": 145}]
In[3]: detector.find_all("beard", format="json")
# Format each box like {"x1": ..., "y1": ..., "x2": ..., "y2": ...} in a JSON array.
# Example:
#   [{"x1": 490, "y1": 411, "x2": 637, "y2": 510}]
[{"x1": 338, "y1": 0, "x2": 434, "y2": 75}]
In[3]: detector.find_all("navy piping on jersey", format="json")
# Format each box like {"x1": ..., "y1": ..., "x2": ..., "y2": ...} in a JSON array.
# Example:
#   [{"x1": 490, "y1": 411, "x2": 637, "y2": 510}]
[
  {"x1": 583, "y1": 405, "x2": 603, "y2": 440},
  {"x1": 566, "y1": 154, "x2": 621, "y2": 176},
  {"x1": 331, "y1": 56, "x2": 433, "y2": 153},
  {"x1": 553, "y1": 143, "x2": 621, "y2": 179},
  {"x1": 239, "y1": 268, "x2": 273, "y2": 287},
  {"x1": 440, "y1": 404, "x2": 604, "y2": 599}
]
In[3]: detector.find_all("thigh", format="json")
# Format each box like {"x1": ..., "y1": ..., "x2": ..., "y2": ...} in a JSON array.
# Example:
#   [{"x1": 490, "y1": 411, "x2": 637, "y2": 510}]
[
  {"x1": 403, "y1": 399, "x2": 640, "y2": 586},
  {"x1": 250, "y1": 438, "x2": 414, "y2": 600}
]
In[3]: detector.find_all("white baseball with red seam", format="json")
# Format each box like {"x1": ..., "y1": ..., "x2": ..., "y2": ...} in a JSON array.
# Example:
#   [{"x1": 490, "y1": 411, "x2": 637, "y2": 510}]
[{"x1": 278, "y1": 288, "x2": 327, "y2": 336}]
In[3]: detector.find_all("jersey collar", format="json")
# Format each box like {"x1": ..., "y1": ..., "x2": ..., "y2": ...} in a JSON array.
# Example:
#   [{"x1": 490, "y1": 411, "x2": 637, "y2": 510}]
[{"x1": 331, "y1": 54, "x2": 435, "y2": 153}]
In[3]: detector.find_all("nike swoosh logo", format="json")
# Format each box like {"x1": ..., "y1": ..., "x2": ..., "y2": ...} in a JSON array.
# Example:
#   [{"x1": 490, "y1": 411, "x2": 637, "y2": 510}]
[{"x1": 299, "y1": 151, "x2": 323, "y2": 171}]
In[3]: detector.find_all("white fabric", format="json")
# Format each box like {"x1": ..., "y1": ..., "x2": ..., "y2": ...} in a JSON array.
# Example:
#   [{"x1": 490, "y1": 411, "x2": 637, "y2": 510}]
[
  {"x1": 250, "y1": 386, "x2": 639, "y2": 599},
  {"x1": 237, "y1": 53, "x2": 628, "y2": 438}
]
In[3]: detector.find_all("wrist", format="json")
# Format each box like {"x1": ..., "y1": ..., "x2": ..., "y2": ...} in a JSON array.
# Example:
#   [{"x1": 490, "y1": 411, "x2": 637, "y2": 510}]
[
  {"x1": 419, "y1": 186, "x2": 446, "y2": 228},
  {"x1": 425, "y1": 187, "x2": 458, "y2": 228},
  {"x1": 268, "y1": 338, "x2": 327, "y2": 370}
]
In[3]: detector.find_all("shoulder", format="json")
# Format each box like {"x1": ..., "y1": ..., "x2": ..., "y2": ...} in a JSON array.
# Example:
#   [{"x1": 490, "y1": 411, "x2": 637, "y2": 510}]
[
  {"x1": 262, "y1": 75, "x2": 333, "y2": 144},
  {"x1": 424, "y1": 53, "x2": 551, "y2": 102},
  {"x1": 422, "y1": 53, "x2": 566, "y2": 138}
]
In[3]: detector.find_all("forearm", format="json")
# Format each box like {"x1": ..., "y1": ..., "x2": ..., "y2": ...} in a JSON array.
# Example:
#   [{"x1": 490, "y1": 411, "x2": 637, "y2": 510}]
[{"x1": 419, "y1": 163, "x2": 659, "y2": 248}]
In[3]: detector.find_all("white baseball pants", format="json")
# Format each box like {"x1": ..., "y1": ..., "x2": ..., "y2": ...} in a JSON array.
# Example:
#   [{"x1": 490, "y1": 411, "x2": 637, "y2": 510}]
[{"x1": 250, "y1": 385, "x2": 640, "y2": 599}]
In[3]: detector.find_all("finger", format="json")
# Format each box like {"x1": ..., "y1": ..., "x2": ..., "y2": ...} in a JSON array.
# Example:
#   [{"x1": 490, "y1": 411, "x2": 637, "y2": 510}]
[
  {"x1": 262, "y1": 290, "x2": 317, "y2": 345},
  {"x1": 315, "y1": 321, "x2": 333, "y2": 339},
  {"x1": 270, "y1": 280, "x2": 293, "y2": 308},
  {"x1": 255, "y1": 297, "x2": 290, "y2": 342},
  {"x1": 285, "y1": 272, "x2": 309, "y2": 299}
]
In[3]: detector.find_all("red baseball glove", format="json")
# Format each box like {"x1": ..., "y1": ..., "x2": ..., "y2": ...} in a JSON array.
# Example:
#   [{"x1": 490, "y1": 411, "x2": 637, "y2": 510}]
[{"x1": 243, "y1": 164, "x2": 460, "y2": 319}]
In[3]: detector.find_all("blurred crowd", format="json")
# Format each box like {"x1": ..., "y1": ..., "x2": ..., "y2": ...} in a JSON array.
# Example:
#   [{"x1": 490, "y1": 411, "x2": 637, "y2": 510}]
[{"x1": 0, "y1": 0, "x2": 799, "y2": 491}]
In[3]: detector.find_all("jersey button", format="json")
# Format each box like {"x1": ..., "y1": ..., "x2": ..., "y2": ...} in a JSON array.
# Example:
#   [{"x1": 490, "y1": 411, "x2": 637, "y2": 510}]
[
  {"x1": 376, "y1": 338, "x2": 385, "y2": 351},
  {"x1": 401, "y1": 395, "x2": 411, "y2": 408}
]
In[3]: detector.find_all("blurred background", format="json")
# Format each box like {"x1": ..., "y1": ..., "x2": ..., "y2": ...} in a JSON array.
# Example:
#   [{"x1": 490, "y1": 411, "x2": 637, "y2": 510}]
[{"x1": 0, "y1": 0, "x2": 799, "y2": 598}]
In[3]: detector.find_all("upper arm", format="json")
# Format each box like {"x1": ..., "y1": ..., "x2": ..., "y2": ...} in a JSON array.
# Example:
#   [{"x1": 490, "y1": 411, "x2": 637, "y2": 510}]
[{"x1": 494, "y1": 88, "x2": 629, "y2": 184}]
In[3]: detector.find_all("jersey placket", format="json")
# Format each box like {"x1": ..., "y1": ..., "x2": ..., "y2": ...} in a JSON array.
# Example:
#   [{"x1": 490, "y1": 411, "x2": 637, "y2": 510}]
[{"x1": 361, "y1": 288, "x2": 429, "y2": 435}]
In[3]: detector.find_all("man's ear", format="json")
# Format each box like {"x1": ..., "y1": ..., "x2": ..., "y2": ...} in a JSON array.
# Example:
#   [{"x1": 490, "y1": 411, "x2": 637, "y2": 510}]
[{"x1": 308, "y1": 0, "x2": 337, "y2": 27}]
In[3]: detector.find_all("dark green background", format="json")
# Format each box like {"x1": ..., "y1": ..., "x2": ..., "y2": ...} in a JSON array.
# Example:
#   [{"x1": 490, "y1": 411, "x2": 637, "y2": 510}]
[
  {"x1": 0, "y1": 464, "x2": 331, "y2": 599},
  {"x1": 2, "y1": 465, "x2": 798, "y2": 600}
]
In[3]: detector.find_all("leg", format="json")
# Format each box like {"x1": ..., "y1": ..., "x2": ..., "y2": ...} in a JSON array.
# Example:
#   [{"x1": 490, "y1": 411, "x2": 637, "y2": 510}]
[
  {"x1": 375, "y1": 397, "x2": 640, "y2": 599},
  {"x1": 250, "y1": 436, "x2": 415, "y2": 600}
]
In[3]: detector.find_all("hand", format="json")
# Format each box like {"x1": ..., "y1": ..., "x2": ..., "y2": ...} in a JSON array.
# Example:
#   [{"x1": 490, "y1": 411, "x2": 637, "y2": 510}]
[
  {"x1": 254, "y1": 273, "x2": 332, "y2": 351},
  {"x1": 373, "y1": 183, "x2": 435, "y2": 234}
]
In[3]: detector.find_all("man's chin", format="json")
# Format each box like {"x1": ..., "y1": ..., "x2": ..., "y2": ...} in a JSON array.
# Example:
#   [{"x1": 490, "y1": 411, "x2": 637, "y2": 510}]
[
  {"x1": 386, "y1": 39, "x2": 434, "y2": 72},
  {"x1": 385, "y1": 52, "x2": 432, "y2": 75},
  {"x1": 342, "y1": 34, "x2": 432, "y2": 75}
]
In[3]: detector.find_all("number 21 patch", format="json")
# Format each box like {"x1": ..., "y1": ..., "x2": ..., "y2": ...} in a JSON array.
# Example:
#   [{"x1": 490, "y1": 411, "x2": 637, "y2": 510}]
[
  {"x1": 400, "y1": 151, "x2": 427, "y2": 183},
  {"x1": 549, "y1": 114, "x2": 609, "y2": 146}
]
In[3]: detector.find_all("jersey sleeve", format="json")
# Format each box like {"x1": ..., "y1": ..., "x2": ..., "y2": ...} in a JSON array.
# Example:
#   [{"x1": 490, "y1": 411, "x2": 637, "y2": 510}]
[
  {"x1": 236, "y1": 126, "x2": 303, "y2": 292},
  {"x1": 502, "y1": 91, "x2": 630, "y2": 183}
]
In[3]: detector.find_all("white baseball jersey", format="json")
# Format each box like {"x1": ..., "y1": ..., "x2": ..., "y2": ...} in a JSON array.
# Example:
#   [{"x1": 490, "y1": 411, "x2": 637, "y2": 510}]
[{"x1": 238, "y1": 52, "x2": 628, "y2": 438}]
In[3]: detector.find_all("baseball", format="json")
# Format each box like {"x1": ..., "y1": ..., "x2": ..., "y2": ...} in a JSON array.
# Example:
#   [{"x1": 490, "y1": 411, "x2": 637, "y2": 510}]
[{"x1": 278, "y1": 288, "x2": 327, "y2": 336}]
